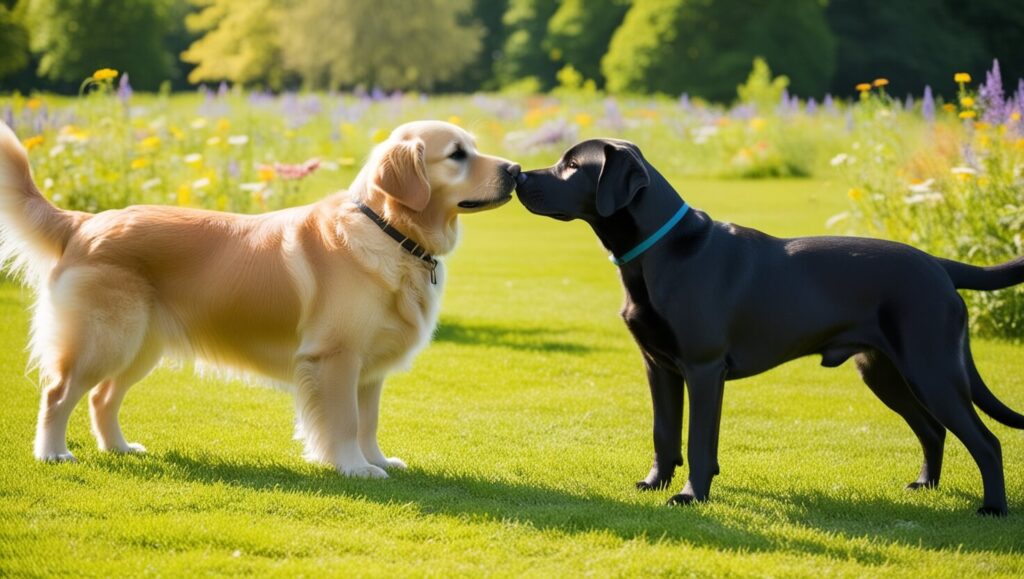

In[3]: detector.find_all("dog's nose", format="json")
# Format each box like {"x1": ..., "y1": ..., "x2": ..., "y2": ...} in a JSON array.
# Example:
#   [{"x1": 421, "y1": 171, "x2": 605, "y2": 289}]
[
  {"x1": 505, "y1": 163, "x2": 521, "y2": 179},
  {"x1": 516, "y1": 172, "x2": 528, "y2": 185}
]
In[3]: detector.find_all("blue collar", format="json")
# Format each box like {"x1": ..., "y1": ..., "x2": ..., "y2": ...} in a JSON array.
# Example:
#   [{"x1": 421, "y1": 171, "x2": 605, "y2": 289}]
[{"x1": 609, "y1": 202, "x2": 690, "y2": 266}]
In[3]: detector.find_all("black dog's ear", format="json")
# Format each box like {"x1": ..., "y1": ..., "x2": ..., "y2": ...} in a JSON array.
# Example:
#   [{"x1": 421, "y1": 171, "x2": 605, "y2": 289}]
[{"x1": 596, "y1": 142, "x2": 650, "y2": 217}]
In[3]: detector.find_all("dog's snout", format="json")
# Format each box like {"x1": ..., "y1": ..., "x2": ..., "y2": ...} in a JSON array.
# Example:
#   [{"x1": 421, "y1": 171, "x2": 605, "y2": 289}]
[{"x1": 505, "y1": 163, "x2": 522, "y2": 179}]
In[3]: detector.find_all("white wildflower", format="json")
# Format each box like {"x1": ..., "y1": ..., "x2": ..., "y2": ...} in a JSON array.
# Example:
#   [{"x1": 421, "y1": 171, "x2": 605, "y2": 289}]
[
  {"x1": 830, "y1": 153, "x2": 850, "y2": 167},
  {"x1": 825, "y1": 212, "x2": 850, "y2": 229},
  {"x1": 228, "y1": 135, "x2": 249, "y2": 146},
  {"x1": 951, "y1": 166, "x2": 977, "y2": 175},
  {"x1": 141, "y1": 178, "x2": 162, "y2": 191},
  {"x1": 904, "y1": 193, "x2": 944, "y2": 204},
  {"x1": 908, "y1": 179, "x2": 935, "y2": 193},
  {"x1": 192, "y1": 177, "x2": 211, "y2": 190}
]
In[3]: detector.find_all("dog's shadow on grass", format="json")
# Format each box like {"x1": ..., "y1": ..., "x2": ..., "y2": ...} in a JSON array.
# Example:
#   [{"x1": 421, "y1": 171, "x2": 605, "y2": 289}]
[
  {"x1": 433, "y1": 318, "x2": 600, "y2": 354},
  {"x1": 96, "y1": 451, "x2": 1022, "y2": 565}
]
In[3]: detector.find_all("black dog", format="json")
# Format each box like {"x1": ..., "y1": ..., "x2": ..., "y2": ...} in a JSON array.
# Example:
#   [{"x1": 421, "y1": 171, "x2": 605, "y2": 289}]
[{"x1": 515, "y1": 139, "x2": 1024, "y2": 515}]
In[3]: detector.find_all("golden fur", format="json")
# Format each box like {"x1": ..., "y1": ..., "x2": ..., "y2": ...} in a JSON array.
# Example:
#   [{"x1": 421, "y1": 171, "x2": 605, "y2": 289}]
[{"x1": 0, "y1": 120, "x2": 517, "y2": 477}]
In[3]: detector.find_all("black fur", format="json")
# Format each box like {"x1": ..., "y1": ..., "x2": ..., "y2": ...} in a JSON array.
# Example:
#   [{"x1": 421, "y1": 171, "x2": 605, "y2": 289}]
[{"x1": 516, "y1": 139, "x2": 1024, "y2": 516}]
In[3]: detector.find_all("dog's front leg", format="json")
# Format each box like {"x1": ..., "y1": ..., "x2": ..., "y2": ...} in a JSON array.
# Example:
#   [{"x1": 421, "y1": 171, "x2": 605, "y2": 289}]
[
  {"x1": 669, "y1": 363, "x2": 726, "y2": 505},
  {"x1": 294, "y1": 351, "x2": 387, "y2": 479},
  {"x1": 358, "y1": 379, "x2": 407, "y2": 471},
  {"x1": 637, "y1": 358, "x2": 684, "y2": 491}
]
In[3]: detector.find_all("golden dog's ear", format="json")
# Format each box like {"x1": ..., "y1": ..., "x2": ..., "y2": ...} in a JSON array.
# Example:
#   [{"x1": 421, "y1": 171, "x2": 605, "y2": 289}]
[{"x1": 370, "y1": 138, "x2": 431, "y2": 211}]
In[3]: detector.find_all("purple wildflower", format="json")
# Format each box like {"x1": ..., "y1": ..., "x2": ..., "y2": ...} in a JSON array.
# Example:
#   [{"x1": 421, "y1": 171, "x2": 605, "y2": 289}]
[
  {"x1": 3, "y1": 105, "x2": 13, "y2": 129},
  {"x1": 370, "y1": 87, "x2": 386, "y2": 101},
  {"x1": 806, "y1": 98, "x2": 818, "y2": 114},
  {"x1": 217, "y1": 81, "x2": 230, "y2": 98},
  {"x1": 117, "y1": 73, "x2": 133, "y2": 103},
  {"x1": 228, "y1": 159, "x2": 240, "y2": 178},
  {"x1": 922, "y1": 86, "x2": 935, "y2": 123},
  {"x1": 980, "y1": 59, "x2": 1007, "y2": 124},
  {"x1": 602, "y1": 97, "x2": 626, "y2": 131},
  {"x1": 823, "y1": 93, "x2": 835, "y2": 114},
  {"x1": 678, "y1": 93, "x2": 691, "y2": 111},
  {"x1": 904, "y1": 94, "x2": 914, "y2": 111}
]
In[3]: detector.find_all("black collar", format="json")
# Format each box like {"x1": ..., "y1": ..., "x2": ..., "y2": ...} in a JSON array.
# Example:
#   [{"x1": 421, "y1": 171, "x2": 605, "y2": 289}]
[{"x1": 355, "y1": 200, "x2": 439, "y2": 284}]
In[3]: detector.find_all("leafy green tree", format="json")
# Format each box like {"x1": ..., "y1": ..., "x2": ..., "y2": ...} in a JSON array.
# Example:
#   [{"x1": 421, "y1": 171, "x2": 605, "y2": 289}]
[
  {"x1": 0, "y1": 0, "x2": 29, "y2": 80},
  {"x1": 736, "y1": 57, "x2": 789, "y2": 113},
  {"x1": 21, "y1": 0, "x2": 176, "y2": 90},
  {"x1": 827, "y1": 0, "x2": 986, "y2": 97},
  {"x1": 182, "y1": 0, "x2": 286, "y2": 88},
  {"x1": 446, "y1": 0, "x2": 509, "y2": 91},
  {"x1": 279, "y1": 0, "x2": 482, "y2": 91},
  {"x1": 495, "y1": 0, "x2": 560, "y2": 90},
  {"x1": 603, "y1": 0, "x2": 836, "y2": 101},
  {"x1": 545, "y1": 0, "x2": 630, "y2": 87}
]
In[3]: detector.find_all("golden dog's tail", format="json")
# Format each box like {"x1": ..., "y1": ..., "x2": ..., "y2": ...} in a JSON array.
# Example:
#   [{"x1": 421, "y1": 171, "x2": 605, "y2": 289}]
[{"x1": 0, "y1": 121, "x2": 82, "y2": 286}]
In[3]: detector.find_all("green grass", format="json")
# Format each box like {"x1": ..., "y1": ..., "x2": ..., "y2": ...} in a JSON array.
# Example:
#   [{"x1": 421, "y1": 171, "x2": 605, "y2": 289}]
[{"x1": 2, "y1": 178, "x2": 1023, "y2": 577}]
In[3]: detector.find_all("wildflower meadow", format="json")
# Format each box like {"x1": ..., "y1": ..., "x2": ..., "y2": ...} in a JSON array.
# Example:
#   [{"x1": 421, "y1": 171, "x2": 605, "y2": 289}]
[{"x1": 3, "y1": 61, "x2": 1024, "y2": 576}]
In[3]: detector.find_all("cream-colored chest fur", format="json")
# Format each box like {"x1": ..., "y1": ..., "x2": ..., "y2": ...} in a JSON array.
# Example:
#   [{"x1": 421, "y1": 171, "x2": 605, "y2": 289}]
[{"x1": 286, "y1": 202, "x2": 445, "y2": 384}]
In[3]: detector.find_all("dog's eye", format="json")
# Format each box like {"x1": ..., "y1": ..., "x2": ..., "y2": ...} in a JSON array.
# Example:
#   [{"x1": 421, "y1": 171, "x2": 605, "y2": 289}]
[
  {"x1": 566, "y1": 159, "x2": 579, "y2": 170},
  {"x1": 448, "y1": 147, "x2": 467, "y2": 161}
]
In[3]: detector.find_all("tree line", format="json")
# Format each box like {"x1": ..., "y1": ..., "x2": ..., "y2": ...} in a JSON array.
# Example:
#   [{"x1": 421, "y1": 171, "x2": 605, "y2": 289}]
[{"x1": 2, "y1": 0, "x2": 1020, "y2": 100}]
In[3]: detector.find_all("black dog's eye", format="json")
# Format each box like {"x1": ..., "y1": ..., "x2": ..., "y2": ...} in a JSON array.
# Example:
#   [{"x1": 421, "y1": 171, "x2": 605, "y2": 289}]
[
  {"x1": 566, "y1": 159, "x2": 579, "y2": 170},
  {"x1": 449, "y1": 147, "x2": 467, "y2": 161}
]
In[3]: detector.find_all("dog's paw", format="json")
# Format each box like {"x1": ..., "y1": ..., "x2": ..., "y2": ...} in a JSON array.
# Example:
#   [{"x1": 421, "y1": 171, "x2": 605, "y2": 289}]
[
  {"x1": 905, "y1": 480, "x2": 937, "y2": 491},
  {"x1": 338, "y1": 463, "x2": 389, "y2": 479},
  {"x1": 378, "y1": 457, "x2": 407, "y2": 470},
  {"x1": 976, "y1": 505, "x2": 1008, "y2": 517},
  {"x1": 667, "y1": 492, "x2": 709, "y2": 506},
  {"x1": 636, "y1": 478, "x2": 670, "y2": 491},
  {"x1": 107, "y1": 442, "x2": 147, "y2": 455},
  {"x1": 37, "y1": 451, "x2": 77, "y2": 463}
]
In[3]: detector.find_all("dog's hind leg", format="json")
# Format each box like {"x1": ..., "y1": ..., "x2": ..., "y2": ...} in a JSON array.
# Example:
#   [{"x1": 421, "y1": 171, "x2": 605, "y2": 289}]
[
  {"x1": 892, "y1": 305, "x2": 1007, "y2": 515},
  {"x1": 35, "y1": 372, "x2": 92, "y2": 461},
  {"x1": 854, "y1": 350, "x2": 945, "y2": 489},
  {"x1": 33, "y1": 266, "x2": 153, "y2": 462},
  {"x1": 89, "y1": 336, "x2": 161, "y2": 453}
]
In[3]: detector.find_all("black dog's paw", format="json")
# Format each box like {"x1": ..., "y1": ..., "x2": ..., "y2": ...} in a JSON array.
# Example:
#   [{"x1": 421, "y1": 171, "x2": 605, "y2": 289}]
[
  {"x1": 905, "y1": 480, "x2": 938, "y2": 491},
  {"x1": 666, "y1": 493, "x2": 699, "y2": 506},
  {"x1": 636, "y1": 478, "x2": 671, "y2": 491},
  {"x1": 976, "y1": 505, "x2": 1009, "y2": 517}
]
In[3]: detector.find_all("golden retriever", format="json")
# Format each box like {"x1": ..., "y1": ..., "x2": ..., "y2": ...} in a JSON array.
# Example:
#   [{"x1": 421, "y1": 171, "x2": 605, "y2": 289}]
[{"x1": 0, "y1": 120, "x2": 520, "y2": 478}]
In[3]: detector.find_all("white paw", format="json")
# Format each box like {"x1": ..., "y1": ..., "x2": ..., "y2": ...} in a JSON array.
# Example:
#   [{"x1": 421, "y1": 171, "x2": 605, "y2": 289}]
[
  {"x1": 37, "y1": 451, "x2": 77, "y2": 463},
  {"x1": 378, "y1": 457, "x2": 407, "y2": 470},
  {"x1": 107, "y1": 442, "x2": 147, "y2": 454},
  {"x1": 338, "y1": 463, "x2": 389, "y2": 479}
]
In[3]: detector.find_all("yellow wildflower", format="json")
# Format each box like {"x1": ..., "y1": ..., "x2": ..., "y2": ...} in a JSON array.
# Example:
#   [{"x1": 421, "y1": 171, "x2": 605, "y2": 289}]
[
  {"x1": 170, "y1": 126, "x2": 185, "y2": 140},
  {"x1": 978, "y1": 177, "x2": 990, "y2": 187},
  {"x1": 942, "y1": 103, "x2": 957, "y2": 113},
  {"x1": 1011, "y1": 111, "x2": 1022, "y2": 122},
  {"x1": 22, "y1": 135, "x2": 44, "y2": 151},
  {"x1": 749, "y1": 117, "x2": 767, "y2": 131},
  {"x1": 960, "y1": 97, "x2": 975, "y2": 108},
  {"x1": 177, "y1": 183, "x2": 191, "y2": 206},
  {"x1": 371, "y1": 128, "x2": 388, "y2": 143},
  {"x1": 575, "y1": 113, "x2": 593, "y2": 128},
  {"x1": 847, "y1": 188, "x2": 864, "y2": 201},
  {"x1": 873, "y1": 78, "x2": 889, "y2": 87},
  {"x1": 954, "y1": 72, "x2": 971, "y2": 83},
  {"x1": 959, "y1": 110, "x2": 977, "y2": 120},
  {"x1": 447, "y1": 116, "x2": 462, "y2": 126},
  {"x1": 216, "y1": 118, "x2": 230, "y2": 132},
  {"x1": 139, "y1": 135, "x2": 161, "y2": 150},
  {"x1": 340, "y1": 123, "x2": 355, "y2": 136},
  {"x1": 26, "y1": 98, "x2": 42, "y2": 111},
  {"x1": 92, "y1": 68, "x2": 118, "y2": 81},
  {"x1": 856, "y1": 83, "x2": 872, "y2": 92},
  {"x1": 130, "y1": 158, "x2": 151, "y2": 170},
  {"x1": 339, "y1": 157, "x2": 356, "y2": 167},
  {"x1": 258, "y1": 166, "x2": 276, "y2": 182}
]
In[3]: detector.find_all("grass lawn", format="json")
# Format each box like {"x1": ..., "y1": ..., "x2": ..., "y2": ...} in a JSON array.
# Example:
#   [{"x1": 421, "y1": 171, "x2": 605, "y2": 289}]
[{"x1": 2, "y1": 177, "x2": 1023, "y2": 576}]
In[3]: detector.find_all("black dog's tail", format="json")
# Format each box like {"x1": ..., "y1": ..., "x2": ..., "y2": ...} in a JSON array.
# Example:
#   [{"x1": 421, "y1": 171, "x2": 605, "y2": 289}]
[
  {"x1": 939, "y1": 256, "x2": 1024, "y2": 291},
  {"x1": 971, "y1": 375, "x2": 1024, "y2": 429}
]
